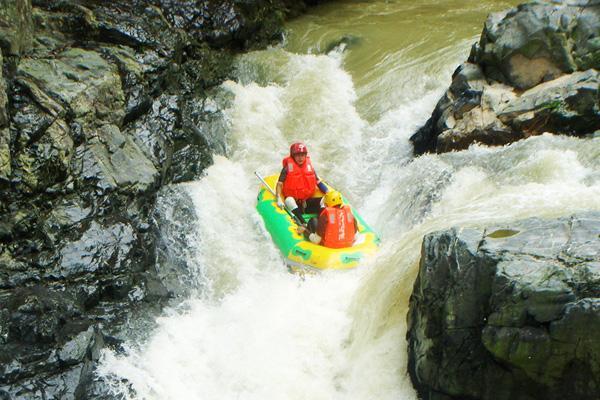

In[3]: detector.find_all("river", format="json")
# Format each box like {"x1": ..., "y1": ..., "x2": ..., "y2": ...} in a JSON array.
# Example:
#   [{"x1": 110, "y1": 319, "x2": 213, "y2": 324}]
[{"x1": 96, "y1": 1, "x2": 600, "y2": 399}]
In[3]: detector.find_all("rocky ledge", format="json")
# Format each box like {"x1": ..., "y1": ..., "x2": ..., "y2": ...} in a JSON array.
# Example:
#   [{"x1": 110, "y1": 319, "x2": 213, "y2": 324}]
[
  {"x1": 407, "y1": 212, "x2": 600, "y2": 400},
  {"x1": 0, "y1": 0, "x2": 325, "y2": 398},
  {"x1": 411, "y1": 0, "x2": 600, "y2": 154}
]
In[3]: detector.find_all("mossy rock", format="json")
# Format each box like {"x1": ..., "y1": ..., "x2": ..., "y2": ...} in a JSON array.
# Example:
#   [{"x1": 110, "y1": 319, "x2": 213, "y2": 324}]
[
  {"x1": 0, "y1": 0, "x2": 33, "y2": 55},
  {"x1": 17, "y1": 48, "x2": 125, "y2": 123}
]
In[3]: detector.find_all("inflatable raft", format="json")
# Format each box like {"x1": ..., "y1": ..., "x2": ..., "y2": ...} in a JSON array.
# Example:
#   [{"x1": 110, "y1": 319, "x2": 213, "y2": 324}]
[{"x1": 256, "y1": 174, "x2": 380, "y2": 272}]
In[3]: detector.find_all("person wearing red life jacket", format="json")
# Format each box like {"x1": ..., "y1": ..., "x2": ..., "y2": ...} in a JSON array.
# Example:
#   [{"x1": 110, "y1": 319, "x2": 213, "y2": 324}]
[
  {"x1": 300, "y1": 190, "x2": 358, "y2": 248},
  {"x1": 275, "y1": 142, "x2": 329, "y2": 225}
]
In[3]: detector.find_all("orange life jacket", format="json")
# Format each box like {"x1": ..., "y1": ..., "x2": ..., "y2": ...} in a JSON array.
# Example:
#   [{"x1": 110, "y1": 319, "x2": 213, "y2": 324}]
[
  {"x1": 281, "y1": 156, "x2": 317, "y2": 201},
  {"x1": 317, "y1": 205, "x2": 356, "y2": 248}
]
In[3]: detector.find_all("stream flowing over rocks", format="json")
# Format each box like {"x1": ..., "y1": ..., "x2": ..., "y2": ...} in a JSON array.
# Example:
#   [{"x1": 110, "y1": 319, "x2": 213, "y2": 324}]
[
  {"x1": 410, "y1": 0, "x2": 600, "y2": 154},
  {"x1": 0, "y1": 0, "x2": 325, "y2": 398}
]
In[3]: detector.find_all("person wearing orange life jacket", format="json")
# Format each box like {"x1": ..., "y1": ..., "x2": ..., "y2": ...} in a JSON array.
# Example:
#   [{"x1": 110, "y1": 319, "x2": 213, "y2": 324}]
[
  {"x1": 300, "y1": 190, "x2": 358, "y2": 248},
  {"x1": 275, "y1": 142, "x2": 329, "y2": 225}
]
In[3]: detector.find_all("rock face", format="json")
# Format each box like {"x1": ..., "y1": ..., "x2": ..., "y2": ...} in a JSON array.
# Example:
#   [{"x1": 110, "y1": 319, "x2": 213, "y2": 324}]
[
  {"x1": 0, "y1": 0, "x2": 326, "y2": 398},
  {"x1": 411, "y1": 1, "x2": 600, "y2": 154},
  {"x1": 407, "y1": 212, "x2": 600, "y2": 400}
]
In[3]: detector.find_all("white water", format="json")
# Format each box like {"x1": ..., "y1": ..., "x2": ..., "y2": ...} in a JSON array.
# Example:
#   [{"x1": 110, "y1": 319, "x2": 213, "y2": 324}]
[{"x1": 97, "y1": 5, "x2": 600, "y2": 400}]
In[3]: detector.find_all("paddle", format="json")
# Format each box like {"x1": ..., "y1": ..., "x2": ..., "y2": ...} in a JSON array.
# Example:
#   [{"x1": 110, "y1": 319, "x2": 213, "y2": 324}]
[{"x1": 254, "y1": 171, "x2": 305, "y2": 227}]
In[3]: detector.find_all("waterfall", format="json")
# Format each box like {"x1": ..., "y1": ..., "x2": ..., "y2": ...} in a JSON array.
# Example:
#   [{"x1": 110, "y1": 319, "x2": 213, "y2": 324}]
[{"x1": 96, "y1": 1, "x2": 600, "y2": 399}]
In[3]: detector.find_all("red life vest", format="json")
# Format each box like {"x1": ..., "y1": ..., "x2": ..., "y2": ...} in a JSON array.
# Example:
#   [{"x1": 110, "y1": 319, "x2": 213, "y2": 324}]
[
  {"x1": 281, "y1": 156, "x2": 317, "y2": 200},
  {"x1": 317, "y1": 205, "x2": 356, "y2": 248}
]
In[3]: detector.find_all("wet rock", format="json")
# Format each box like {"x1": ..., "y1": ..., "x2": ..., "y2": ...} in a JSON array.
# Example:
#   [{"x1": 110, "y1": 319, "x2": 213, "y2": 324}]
[
  {"x1": 152, "y1": 185, "x2": 201, "y2": 298},
  {"x1": 17, "y1": 48, "x2": 125, "y2": 124},
  {"x1": 0, "y1": 0, "x2": 331, "y2": 396},
  {"x1": 183, "y1": 91, "x2": 230, "y2": 157},
  {"x1": 52, "y1": 221, "x2": 136, "y2": 280},
  {"x1": 128, "y1": 89, "x2": 229, "y2": 184},
  {"x1": 324, "y1": 34, "x2": 362, "y2": 54},
  {"x1": 0, "y1": 0, "x2": 33, "y2": 56},
  {"x1": 0, "y1": 128, "x2": 9, "y2": 182},
  {"x1": 99, "y1": 45, "x2": 153, "y2": 124},
  {"x1": 13, "y1": 118, "x2": 73, "y2": 192},
  {"x1": 0, "y1": 325, "x2": 104, "y2": 399},
  {"x1": 0, "y1": 49, "x2": 7, "y2": 126},
  {"x1": 473, "y1": 2, "x2": 599, "y2": 89},
  {"x1": 78, "y1": 126, "x2": 159, "y2": 194},
  {"x1": 412, "y1": 1, "x2": 600, "y2": 154},
  {"x1": 407, "y1": 212, "x2": 600, "y2": 400},
  {"x1": 159, "y1": 0, "x2": 285, "y2": 49},
  {"x1": 497, "y1": 69, "x2": 600, "y2": 136},
  {"x1": 0, "y1": 51, "x2": 9, "y2": 182},
  {"x1": 2, "y1": 286, "x2": 82, "y2": 353},
  {"x1": 93, "y1": 2, "x2": 180, "y2": 57}
]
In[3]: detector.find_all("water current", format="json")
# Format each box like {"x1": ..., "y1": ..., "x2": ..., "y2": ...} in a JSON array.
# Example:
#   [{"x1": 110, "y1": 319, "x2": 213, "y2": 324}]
[{"x1": 97, "y1": 1, "x2": 600, "y2": 399}]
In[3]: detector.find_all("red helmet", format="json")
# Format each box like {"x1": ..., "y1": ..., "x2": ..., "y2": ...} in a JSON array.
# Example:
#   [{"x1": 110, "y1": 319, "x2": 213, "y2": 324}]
[{"x1": 290, "y1": 142, "x2": 308, "y2": 156}]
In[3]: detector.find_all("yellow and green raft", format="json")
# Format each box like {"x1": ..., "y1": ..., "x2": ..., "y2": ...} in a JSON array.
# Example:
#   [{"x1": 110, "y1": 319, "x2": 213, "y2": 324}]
[{"x1": 256, "y1": 174, "x2": 380, "y2": 272}]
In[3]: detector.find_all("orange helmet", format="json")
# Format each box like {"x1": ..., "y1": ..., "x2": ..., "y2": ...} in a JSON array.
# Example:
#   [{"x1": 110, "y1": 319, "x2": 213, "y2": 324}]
[{"x1": 290, "y1": 142, "x2": 308, "y2": 156}]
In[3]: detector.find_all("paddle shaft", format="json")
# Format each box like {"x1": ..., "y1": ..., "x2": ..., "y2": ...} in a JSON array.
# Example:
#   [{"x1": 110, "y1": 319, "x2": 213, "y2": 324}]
[{"x1": 254, "y1": 171, "x2": 305, "y2": 227}]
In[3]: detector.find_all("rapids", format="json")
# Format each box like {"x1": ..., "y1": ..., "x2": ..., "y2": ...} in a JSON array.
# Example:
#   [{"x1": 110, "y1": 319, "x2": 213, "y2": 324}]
[{"x1": 97, "y1": 1, "x2": 600, "y2": 399}]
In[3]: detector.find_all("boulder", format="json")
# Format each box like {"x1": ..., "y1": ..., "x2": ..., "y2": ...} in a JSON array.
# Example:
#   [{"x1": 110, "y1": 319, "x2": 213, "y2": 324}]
[
  {"x1": 411, "y1": 1, "x2": 600, "y2": 154},
  {"x1": 0, "y1": 0, "x2": 328, "y2": 397},
  {"x1": 407, "y1": 212, "x2": 600, "y2": 400},
  {"x1": 0, "y1": 128, "x2": 9, "y2": 182},
  {"x1": 473, "y1": 1, "x2": 600, "y2": 89},
  {"x1": 497, "y1": 69, "x2": 600, "y2": 136},
  {"x1": 0, "y1": 49, "x2": 7, "y2": 127},
  {"x1": 0, "y1": 0, "x2": 33, "y2": 56},
  {"x1": 16, "y1": 48, "x2": 125, "y2": 125}
]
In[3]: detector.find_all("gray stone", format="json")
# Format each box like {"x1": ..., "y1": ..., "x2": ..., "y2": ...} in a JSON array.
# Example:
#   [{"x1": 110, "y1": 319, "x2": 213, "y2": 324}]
[
  {"x1": 54, "y1": 221, "x2": 136, "y2": 279},
  {"x1": 0, "y1": 0, "x2": 33, "y2": 55},
  {"x1": 0, "y1": 49, "x2": 7, "y2": 127},
  {"x1": 12, "y1": 118, "x2": 73, "y2": 192},
  {"x1": 0, "y1": 0, "x2": 332, "y2": 396},
  {"x1": 497, "y1": 70, "x2": 600, "y2": 136},
  {"x1": 411, "y1": 1, "x2": 600, "y2": 154},
  {"x1": 17, "y1": 48, "x2": 125, "y2": 124},
  {"x1": 407, "y1": 212, "x2": 600, "y2": 400},
  {"x1": 79, "y1": 126, "x2": 159, "y2": 194},
  {"x1": 0, "y1": 128, "x2": 10, "y2": 181},
  {"x1": 474, "y1": 2, "x2": 599, "y2": 89}
]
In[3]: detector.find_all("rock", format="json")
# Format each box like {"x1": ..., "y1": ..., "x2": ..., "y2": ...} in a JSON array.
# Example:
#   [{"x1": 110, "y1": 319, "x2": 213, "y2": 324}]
[
  {"x1": 0, "y1": 129, "x2": 9, "y2": 182},
  {"x1": 99, "y1": 45, "x2": 153, "y2": 124},
  {"x1": 52, "y1": 221, "x2": 136, "y2": 280},
  {"x1": 407, "y1": 212, "x2": 600, "y2": 400},
  {"x1": 12, "y1": 118, "x2": 73, "y2": 192},
  {"x1": 0, "y1": 0, "x2": 33, "y2": 56},
  {"x1": 497, "y1": 69, "x2": 600, "y2": 136},
  {"x1": 78, "y1": 126, "x2": 159, "y2": 194},
  {"x1": 158, "y1": 0, "x2": 287, "y2": 49},
  {"x1": 411, "y1": 1, "x2": 600, "y2": 154},
  {"x1": 473, "y1": 2, "x2": 599, "y2": 89},
  {"x1": 3, "y1": 286, "x2": 81, "y2": 349},
  {"x1": 0, "y1": 0, "x2": 332, "y2": 396},
  {"x1": 0, "y1": 51, "x2": 9, "y2": 182},
  {"x1": 0, "y1": 49, "x2": 7, "y2": 127},
  {"x1": 152, "y1": 185, "x2": 200, "y2": 298},
  {"x1": 0, "y1": 325, "x2": 104, "y2": 399},
  {"x1": 17, "y1": 48, "x2": 125, "y2": 124},
  {"x1": 324, "y1": 34, "x2": 362, "y2": 54}
]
